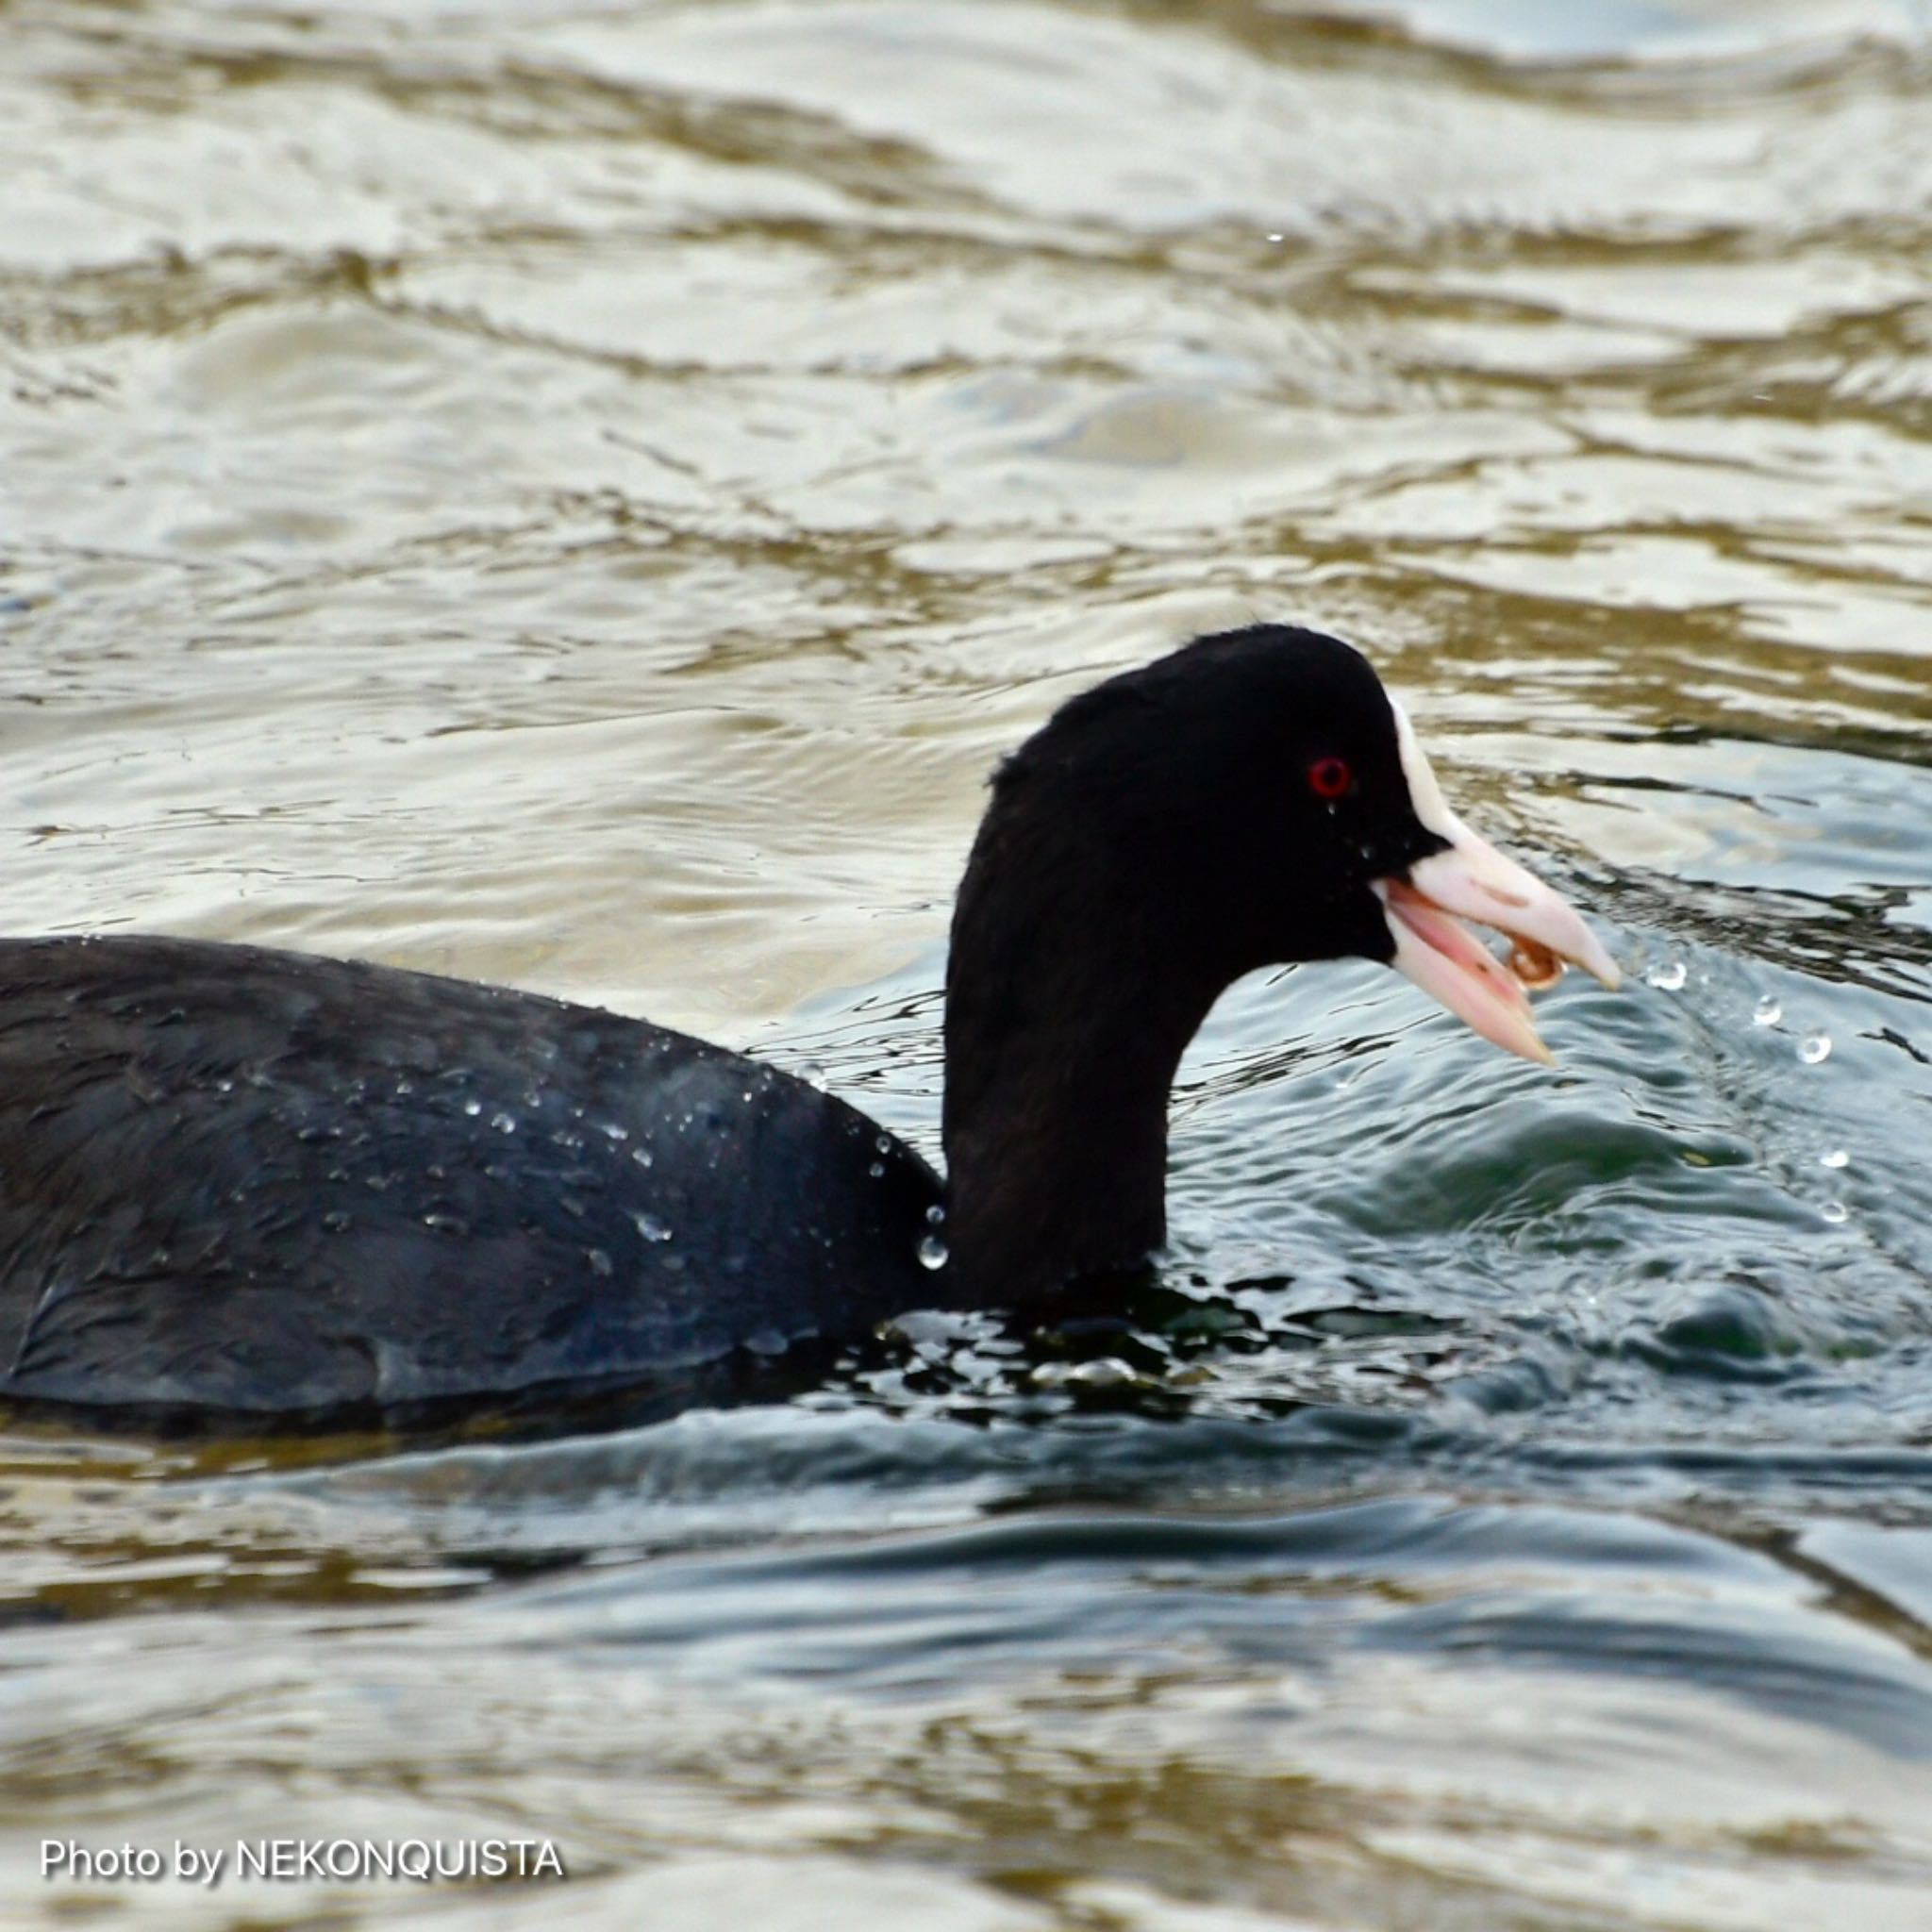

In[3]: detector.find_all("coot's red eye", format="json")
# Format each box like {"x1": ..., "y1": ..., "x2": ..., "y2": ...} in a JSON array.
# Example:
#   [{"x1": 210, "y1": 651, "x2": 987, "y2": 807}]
[{"x1": 1307, "y1": 756, "x2": 1353, "y2": 800}]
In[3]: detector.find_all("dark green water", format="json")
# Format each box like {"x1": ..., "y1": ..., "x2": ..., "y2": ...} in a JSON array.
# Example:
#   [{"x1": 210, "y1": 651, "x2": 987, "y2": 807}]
[{"x1": 3, "y1": 0, "x2": 1931, "y2": 1924}]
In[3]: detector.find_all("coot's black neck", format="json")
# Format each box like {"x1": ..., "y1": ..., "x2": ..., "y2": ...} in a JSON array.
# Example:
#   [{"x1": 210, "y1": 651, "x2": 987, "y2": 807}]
[{"x1": 939, "y1": 759, "x2": 1236, "y2": 1305}]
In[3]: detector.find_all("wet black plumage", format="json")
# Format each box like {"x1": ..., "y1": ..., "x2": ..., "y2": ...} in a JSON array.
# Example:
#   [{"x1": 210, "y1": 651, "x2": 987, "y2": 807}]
[
  {"x1": 0, "y1": 626, "x2": 1457, "y2": 1424},
  {"x1": 0, "y1": 940, "x2": 939, "y2": 1415}
]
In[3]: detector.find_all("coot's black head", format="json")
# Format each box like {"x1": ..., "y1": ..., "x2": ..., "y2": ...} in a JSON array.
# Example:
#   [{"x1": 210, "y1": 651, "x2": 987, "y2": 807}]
[
  {"x1": 960, "y1": 624, "x2": 1616, "y2": 1013},
  {"x1": 995, "y1": 625, "x2": 1447, "y2": 973}
]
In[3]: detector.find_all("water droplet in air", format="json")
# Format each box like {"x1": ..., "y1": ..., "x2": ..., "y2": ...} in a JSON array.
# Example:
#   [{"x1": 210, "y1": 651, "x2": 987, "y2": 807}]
[
  {"x1": 875, "y1": 1134, "x2": 892, "y2": 1156},
  {"x1": 462, "y1": 1098, "x2": 483, "y2": 1117},
  {"x1": 598, "y1": 1122, "x2": 629, "y2": 1141},
  {"x1": 490, "y1": 1110, "x2": 518, "y2": 1134},
  {"x1": 633, "y1": 1212, "x2": 673, "y2": 1242},
  {"x1": 630, "y1": 1145, "x2": 654, "y2": 1169},
  {"x1": 322, "y1": 1209, "x2": 350, "y2": 1233},
  {"x1": 1646, "y1": 960, "x2": 1687, "y2": 991},
  {"x1": 868, "y1": 1161, "x2": 885, "y2": 1178},
  {"x1": 925, "y1": 1204, "x2": 946, "y2": 1226},
  {"x1": 1799, "y1": 1034, "x2": 1831, "y2": 1065},
  {"x1": 586, "y1": 1247, "x2": 613, "y2": 1276},
  {"x1": 1753, "y1": 995, "x2": 1782, "y2": 1027},
  {"x1": 918, "y1": 1235, "x2": 949, "y2": 1271},
  {"x1": 1821, "y1": 1201, "x2": 1848, "y2": 1225},
  {"x1": 1819, "y1": 1148, "x2": 1849, "y2": 1170}
]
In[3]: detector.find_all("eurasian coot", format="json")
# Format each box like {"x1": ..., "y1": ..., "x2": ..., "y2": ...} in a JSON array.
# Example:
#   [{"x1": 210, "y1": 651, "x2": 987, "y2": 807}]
[{"x1": 0, "y1": 625, "x2": 1617, "y2": 1423}]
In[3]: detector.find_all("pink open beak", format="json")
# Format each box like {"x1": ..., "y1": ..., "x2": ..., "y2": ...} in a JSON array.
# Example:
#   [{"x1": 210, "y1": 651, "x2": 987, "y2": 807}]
[{"x1": 1376, "y1": 706, "x2": 1621, "y2": 1065}]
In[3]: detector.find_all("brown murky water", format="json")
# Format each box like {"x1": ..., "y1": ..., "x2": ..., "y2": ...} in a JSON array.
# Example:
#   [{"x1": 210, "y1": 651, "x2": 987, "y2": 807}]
[{"x1": 5, "y1": 1, "x2": 1932, "y2": 1926}]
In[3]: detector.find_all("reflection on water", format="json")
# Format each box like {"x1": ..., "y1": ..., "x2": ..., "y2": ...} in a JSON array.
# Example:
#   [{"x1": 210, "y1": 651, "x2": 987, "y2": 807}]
[{"x1": 3, "y1": 0, "x2": 1931, "y2": 1925}]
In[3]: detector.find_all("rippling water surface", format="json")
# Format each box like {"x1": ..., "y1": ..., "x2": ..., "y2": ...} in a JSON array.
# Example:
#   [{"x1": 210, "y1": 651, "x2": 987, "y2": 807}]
[{"x1": 5, "y1": 0, "x2": 1932, "y2": 1924}]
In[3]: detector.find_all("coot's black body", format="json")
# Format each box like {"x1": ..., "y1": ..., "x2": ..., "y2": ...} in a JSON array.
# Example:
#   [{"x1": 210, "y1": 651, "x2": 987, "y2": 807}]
[
  {"x1": 0, "y1": 938, "x2": 938, "y2": 1417},
  {"x1": 0, "y1": 626, "x2": 1617, "y2": 1426}
]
